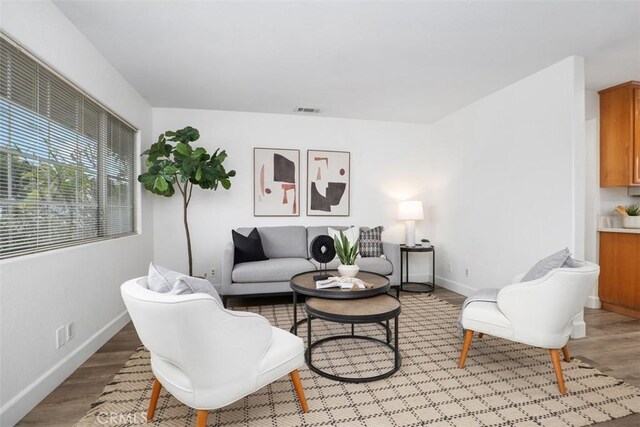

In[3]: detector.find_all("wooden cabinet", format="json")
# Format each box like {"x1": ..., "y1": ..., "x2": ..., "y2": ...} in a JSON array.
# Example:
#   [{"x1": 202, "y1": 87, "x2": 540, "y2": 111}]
[
  {"x1": 599, "y1": 231, "x2": 640, "y2": 318},
  {"x1": 599, "y1": 81, "x2": 640, "y2": 187}
]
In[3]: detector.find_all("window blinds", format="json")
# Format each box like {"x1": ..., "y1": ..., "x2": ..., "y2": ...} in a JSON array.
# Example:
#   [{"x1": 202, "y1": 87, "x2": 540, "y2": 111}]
[{"x1": 0, "y1": 36, "x2": 136, "y2": 259}]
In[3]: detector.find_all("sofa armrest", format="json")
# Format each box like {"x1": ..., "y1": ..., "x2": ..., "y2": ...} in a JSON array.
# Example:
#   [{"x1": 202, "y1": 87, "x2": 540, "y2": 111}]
[
  {"x1": 383, "y1": 242, "x2": 401, "y2": 287},
  {"x1": 221, "y1": 242, "x2": 234, "y2": 295}
]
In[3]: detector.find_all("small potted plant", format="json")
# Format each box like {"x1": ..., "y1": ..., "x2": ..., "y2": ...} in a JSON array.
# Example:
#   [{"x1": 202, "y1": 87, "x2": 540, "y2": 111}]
[
  {"x1": 335, "y1": 231, "x2": 360, "y2": 278},
  {"x1": 623, "y1": 205, "x2": 640, "y2": 229},
  {"x1": 420, "y1": 238, "x2": 431, "y2": 247}
]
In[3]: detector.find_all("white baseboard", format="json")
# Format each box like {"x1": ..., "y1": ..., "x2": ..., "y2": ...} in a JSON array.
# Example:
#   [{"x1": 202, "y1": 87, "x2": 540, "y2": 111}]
[
  {"x1": 585, "y1": 295, "x2": 601, "y2": 309},
  {"x1": 415, "y1": 274, "x2": 476, "y2": 297},
  {"x1": 0, "y1": 310, "x2": 131, "y2": 427}
]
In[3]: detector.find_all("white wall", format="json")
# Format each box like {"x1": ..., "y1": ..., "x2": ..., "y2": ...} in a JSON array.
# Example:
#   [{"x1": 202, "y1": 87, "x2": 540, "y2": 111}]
[
  {"x1": 427, "y1": 57, "x2": 586, "y2": 296},
  {"x1": 0, "y1": 2, "x2": 153, "y2": 425},
  {"x1": 151, "y1": 108, "x2": 432, "y2": 280}
]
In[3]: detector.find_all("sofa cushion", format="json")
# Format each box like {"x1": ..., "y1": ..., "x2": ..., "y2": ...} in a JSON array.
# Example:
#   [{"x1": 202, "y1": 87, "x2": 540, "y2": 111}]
[
  {"x1": 237, "y1": 226, "x2": 307, "y2": 259},
  {"x1": 232, "y1": 228, "x2": 268, "y2": 264},
  {"x1": 309, "y1": 258, "x2": 341, "y2": 270},
  {"x1": 232, "y1": 258, "x2": 316, "y2": 283},
  {"x1": 355, "y1": 257, "x2": 393, "y2": 276}
]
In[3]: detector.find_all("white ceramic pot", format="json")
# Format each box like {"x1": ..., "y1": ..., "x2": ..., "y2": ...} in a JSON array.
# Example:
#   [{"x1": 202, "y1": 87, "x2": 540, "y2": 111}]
[
  {"x1": 623, "y1": 216, "x2": 640, "y2": 229},
  {"x1": 338, "y1": 264, "x2": 360, "y2": 278}
]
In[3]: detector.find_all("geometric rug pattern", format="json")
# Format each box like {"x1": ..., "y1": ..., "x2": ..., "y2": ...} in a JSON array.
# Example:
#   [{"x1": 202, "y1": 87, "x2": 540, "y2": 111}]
[{"x1": 75, "y1": 294, "x2": 640, "y2": 426}]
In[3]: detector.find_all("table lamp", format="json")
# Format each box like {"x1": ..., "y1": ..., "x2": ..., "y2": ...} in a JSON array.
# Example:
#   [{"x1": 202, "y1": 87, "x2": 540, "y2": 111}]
[{"x1": 398, "y1": 200, "x2": 424, "y2": 247}]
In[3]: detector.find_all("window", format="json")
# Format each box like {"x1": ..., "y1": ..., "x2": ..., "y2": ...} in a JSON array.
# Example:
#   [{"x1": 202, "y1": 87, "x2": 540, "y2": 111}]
[{"x1": 0, "y1": 36, "x2": 137, "y2": 259}]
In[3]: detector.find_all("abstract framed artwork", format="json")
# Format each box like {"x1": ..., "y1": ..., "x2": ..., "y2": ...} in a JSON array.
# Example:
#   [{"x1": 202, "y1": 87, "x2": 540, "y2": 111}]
[
  {"x1": 254, "y1": 148, "x2": 300, "y2": 216},
  {"x1": 307, "y1": 150, "x2": 350, "y2": 216}
]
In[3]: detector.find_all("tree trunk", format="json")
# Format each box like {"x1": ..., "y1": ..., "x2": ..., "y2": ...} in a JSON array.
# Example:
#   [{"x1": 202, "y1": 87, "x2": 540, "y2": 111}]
[{"x1": 183, "y1": 184, "x2": 193, "y2": 276}]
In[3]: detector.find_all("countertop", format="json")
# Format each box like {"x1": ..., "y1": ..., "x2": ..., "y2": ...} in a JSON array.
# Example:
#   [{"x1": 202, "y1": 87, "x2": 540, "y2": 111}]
[{"x1": 598, "y1": 227, "x2": 640, "y2": 234}]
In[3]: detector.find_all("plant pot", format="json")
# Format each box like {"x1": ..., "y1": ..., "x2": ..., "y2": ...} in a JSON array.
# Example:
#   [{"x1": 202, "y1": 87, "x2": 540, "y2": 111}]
[
  {"x1": 338, "y1": 264, "x2": 360, "y2": 278},
  {"x1": 623, "y1": 216, "x2": 640, "y2": 229}
]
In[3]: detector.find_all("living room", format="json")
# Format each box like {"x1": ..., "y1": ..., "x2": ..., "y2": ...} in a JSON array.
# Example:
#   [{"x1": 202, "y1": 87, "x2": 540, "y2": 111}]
[{"x1": 1, "y1": 1, "x2": 639, "y2": 426}]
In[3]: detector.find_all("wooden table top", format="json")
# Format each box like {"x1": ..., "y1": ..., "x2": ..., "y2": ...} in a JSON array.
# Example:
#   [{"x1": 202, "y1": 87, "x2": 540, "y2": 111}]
[
  {"x1": 305, "y1": 294, "x2": 401, "y2": 323},
  {"x1": 290, "y1": 270, "x2": 390, "y2": 299}
]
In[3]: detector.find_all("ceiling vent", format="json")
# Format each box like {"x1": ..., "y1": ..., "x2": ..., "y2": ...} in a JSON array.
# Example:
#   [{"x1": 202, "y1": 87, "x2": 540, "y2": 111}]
[{"x1": 295, "y1": 107, "x2": 321, "y2": 113}]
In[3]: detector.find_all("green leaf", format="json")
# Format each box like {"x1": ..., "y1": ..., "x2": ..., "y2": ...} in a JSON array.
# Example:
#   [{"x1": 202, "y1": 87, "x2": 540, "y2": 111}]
[
  {"x1": 195, "y1": 167, "x2": 202, "y2": 181},
  {"x1": 154, "y1": 176, "x2": 168, "y2": 192},
  {"x1": 175, "y1": 142, "x2": 191, "y2": 156}
]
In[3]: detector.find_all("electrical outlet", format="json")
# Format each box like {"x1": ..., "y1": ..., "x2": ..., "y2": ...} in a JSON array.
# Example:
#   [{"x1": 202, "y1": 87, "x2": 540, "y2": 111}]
[
  {"x1": 448, "y1": 262, "x2": 453, "y2": 273},
  {"x1": 210, "y1": 268, "x2": 215, "y2": 277},
  {"x1": 66, "y1": 322, "x2": 75, "y2": 341},
  {"x1": 465, "y1": 268, "x2": 470, "y2": 277},
  {"x1": 56, "y1": 326, "x2": 66, "y2": 349}
]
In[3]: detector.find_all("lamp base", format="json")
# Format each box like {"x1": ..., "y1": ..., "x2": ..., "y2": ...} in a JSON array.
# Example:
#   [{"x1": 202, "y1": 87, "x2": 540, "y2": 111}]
[{"x1": 405, "y1": 220, "x2": 416, "y2": 247}]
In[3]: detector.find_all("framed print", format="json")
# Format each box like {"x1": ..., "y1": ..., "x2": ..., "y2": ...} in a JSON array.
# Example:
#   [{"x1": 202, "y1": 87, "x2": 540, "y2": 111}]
[
  {"x1": 307, "y1": 150, "x2": 350, "y2": 216},
  {"x1": 254, "y1": 148, "x2": 300, "y2": 216}
]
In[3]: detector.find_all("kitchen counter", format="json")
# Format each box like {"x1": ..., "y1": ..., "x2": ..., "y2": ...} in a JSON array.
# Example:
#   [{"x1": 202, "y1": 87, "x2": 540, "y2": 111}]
[{"x1": 598, "y1": 227, "x2": 640, "y2": 234}]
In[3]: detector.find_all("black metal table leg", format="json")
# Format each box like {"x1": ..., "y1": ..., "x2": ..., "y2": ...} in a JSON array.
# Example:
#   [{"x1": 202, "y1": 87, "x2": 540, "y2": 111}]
[
  {"x1": 293, "y1": 290, "x2": 298, "y2": 335},
  {"x1": 307, "y1": 314, "x2": 312, "y2": 364}
]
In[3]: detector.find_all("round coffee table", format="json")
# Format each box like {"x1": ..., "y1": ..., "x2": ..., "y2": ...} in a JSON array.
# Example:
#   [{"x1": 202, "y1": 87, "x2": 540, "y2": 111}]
[
  {"x1": 305, "y1": 294, "x2": 401, "y2": 383},
  {"x1": 289, "y1": 270, "x2": 390, "y2": 335}
]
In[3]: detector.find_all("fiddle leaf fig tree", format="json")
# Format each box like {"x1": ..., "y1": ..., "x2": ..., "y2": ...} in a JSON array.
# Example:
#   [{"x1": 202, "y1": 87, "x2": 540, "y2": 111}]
[{"x1": 138, "y1": 126, "x2": 236, "y2": 275}]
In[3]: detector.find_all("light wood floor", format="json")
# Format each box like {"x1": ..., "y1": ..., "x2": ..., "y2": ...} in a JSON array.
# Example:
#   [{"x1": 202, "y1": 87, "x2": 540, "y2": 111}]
[{"x1": 18, "y1": 288, "x2": 640, "y2": 426}]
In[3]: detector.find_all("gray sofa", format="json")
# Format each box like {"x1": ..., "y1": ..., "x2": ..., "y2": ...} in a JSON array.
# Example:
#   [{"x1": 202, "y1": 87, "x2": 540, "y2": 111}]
[{"x1": 221, "y1": 225, "x2": 400, "y2": 303}]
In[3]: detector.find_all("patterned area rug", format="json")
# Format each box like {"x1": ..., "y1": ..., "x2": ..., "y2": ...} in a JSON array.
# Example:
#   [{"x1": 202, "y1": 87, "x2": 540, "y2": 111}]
[{"x1": 75, "y1": 294, "x2": 640, "y2": 426}]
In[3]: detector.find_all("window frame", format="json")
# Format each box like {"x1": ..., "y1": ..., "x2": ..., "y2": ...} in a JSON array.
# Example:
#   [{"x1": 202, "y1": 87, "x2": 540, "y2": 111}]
[{"x1": 0, "y1": 32, "x2": 139, "y2": 259}]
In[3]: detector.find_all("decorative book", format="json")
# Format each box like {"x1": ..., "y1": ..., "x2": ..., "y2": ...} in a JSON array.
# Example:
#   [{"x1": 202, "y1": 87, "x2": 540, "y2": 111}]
[{"x1": 315, "y1": 276, "x2": 374, "y2": 290}]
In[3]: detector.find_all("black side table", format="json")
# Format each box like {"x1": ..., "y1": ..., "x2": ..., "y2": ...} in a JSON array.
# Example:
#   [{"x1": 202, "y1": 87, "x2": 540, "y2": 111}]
[{"x1": 400, "y1": 244, "x2": 435, "y2": 293}]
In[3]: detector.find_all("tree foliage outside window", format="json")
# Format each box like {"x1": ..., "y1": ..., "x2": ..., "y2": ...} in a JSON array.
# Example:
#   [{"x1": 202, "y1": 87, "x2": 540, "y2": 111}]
[{"x1": 0, "y1": 37, "x2": 136, "y2": 258}]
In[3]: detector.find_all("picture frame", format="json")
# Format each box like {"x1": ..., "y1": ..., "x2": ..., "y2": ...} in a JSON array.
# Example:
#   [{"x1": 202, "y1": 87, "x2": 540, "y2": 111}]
[
  {"x1": 254, "y1": 148, "x2": 300, "y2": 216},
  {"x1": 307, "y1": 149, "x2": 350, "y2": 216}
]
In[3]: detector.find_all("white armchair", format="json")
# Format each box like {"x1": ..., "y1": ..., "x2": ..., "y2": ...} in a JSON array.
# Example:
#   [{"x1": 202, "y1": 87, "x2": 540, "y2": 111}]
[
  {"x1": 458, "y1": 261, "x2": 600, "y2": 395},
  {"x1": 121, "y1": 277, "x2": 308, "y2": 426}
]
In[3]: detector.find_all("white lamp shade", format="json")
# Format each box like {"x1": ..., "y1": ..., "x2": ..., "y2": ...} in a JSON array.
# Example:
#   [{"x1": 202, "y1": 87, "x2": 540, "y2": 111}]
[{"x1": 398, "y1": 200, "x2": 424, "y2": 220}]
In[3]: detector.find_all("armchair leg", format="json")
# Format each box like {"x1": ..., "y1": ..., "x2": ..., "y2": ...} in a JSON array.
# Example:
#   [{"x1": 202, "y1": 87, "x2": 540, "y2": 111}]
[
  {"x1": 290, "y1": 369, "x2": 309, "y2": 413},
  {"x1": 147, "y1": 378, "x2": 162, "y2": 421},
  {"x1": 550, "y1": 349, "x2": 567, "y2": 395},
  {"x1": 458, "y1": 330, "x2": 474, "y2": 368},
  {"x1": 196, "y1": 410, "x2": 208, "y2": 427},
  {"x1": 561, "y1": 345, "x2": 570, "y2": 362}
]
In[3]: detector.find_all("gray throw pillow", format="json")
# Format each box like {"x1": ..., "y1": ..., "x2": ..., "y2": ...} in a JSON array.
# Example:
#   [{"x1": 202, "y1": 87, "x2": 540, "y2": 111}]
[
  {"x1": 148, "y1": 263, "x2": 181, "y2": 293},
  {"x1": 360, "y1": 226, "x2": 384, "y2": 257},
  {"x1": 173, "y1": 275, "x2": 223, "y2": 305},
  {"x1": 562, "y1": 256, "x2": 582, "y2": 268},
  {"x1": 521, "y1": 248, "x2": 571, "y2": 282}
]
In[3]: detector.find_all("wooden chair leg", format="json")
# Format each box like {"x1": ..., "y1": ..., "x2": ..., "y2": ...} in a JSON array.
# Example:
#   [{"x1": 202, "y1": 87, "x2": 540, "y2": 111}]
[
  {"x1": 290, "y1": 369, "x2": 309, "y2": 413},
  {"x1": 147, "y1": 378, "x2": 162, "y2": 421},
  {"x1": 550, "y1": 349, "x2": 567, "y2": 395},
  {"x1": 561, "y1": 345, "x2": 570, "y2": 362},
  {"x1": 458, "y1": 330, "x2": 474, "y2": 368},
  {"x1": 196, "y1": 410, "x2": 209, "y2": 427}
]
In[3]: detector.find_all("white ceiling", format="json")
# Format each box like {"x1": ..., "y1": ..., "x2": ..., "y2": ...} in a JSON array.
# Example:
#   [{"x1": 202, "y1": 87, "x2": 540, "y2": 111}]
[{"x1": 54, "y1": 0, "x2": 640, "y2": 124}]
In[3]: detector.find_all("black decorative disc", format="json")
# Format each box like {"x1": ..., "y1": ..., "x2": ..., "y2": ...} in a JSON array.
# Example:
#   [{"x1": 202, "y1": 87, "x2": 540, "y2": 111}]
[{"x1": 310, "y1": 235, "x2": 336, "y2": 264}]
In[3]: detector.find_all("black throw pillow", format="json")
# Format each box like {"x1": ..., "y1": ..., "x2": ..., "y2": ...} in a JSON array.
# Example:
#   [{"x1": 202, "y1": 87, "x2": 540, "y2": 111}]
[{"x1": 232, "y1": 228, "x2": 268, "y2": 264}]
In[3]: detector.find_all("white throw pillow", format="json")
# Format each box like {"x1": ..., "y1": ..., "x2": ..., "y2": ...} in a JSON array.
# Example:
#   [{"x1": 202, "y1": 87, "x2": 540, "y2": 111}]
[
  {"x1": 147, "y1": 263, "x2": 223, "y2": 305},
  {"x1": 173, "y1": 275, "x2": 223, "y2": 305},
  {"x1": 148, "y1": 263, "x2": 181, "y2": 293}
]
